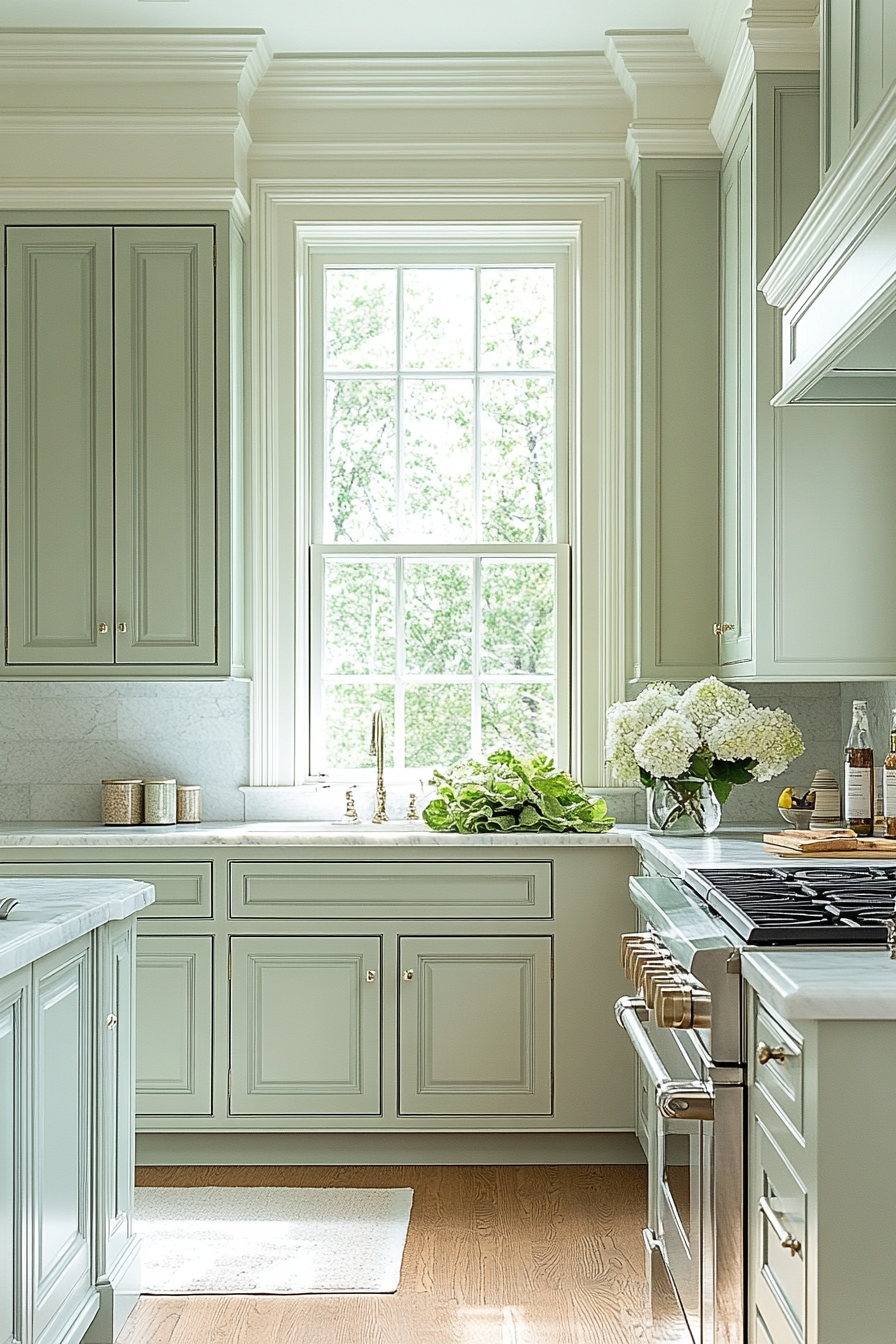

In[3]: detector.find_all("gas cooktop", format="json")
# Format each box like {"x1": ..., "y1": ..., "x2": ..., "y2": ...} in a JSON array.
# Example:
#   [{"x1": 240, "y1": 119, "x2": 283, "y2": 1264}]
[{"x1": 686, "y1": 866, "x2": 896, "y2": 945}]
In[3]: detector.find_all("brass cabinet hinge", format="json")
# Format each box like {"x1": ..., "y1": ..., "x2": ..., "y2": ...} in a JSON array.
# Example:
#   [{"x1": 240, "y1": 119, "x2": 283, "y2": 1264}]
[
  {"x1": 550, "y1": 955, "x2": 554, "y2": 980},
  {"x1": 227, "y1": 949, "x2": 232, "y2": 979},
  {"x1": 3, "y1": 628, "x2": 7, "y2": 652},
  {"x1": 227, "y1": 1069, "x2": 231, "y2": 1099},
  {"x1": 213, "y1": 244, "x2": 217, "y2": 268}
]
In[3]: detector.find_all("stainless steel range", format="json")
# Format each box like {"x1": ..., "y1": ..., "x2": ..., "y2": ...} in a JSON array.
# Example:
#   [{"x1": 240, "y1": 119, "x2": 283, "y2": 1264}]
[{"x1": 618, "y1": 864, "x2": 896, "y2": 1344}]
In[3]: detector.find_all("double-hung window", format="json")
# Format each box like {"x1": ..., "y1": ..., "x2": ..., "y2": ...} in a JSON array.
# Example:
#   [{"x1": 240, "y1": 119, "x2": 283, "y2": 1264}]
[{"x1": 306, "y1": 234, "x2": 571, "y2": 779}]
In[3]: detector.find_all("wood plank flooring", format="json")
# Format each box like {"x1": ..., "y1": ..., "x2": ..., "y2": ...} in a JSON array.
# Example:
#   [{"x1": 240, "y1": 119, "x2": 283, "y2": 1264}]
[{"x1": 124, "y1": 1165, "x2": 650, "y2": 1344}]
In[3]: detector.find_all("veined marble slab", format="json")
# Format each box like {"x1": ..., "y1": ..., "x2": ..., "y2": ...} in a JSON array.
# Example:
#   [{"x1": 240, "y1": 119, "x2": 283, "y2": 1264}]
[
  {"x1": 742, "y1": 949, "x2": 896, "y2": 1020},
  {"x1": 0, "y1": 877, "x2": 154, "y2": 979},
  {"x1": 0, "y1": 821, "x2": 641, "y2": 848}
]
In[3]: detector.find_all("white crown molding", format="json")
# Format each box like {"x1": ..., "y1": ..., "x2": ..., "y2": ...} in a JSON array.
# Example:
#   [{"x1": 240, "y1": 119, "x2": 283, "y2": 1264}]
[
  {"x1": 710, "y1": 2, "x2": 819, "y2": 151},
  {"x1": 0, "y1": 28, "x2": 272, "y2": 105},
  {"x1": 251, "y1": 52, "x2": 628, "y2": 110},
  {"x1": 604, "y1": 30, "x2": 722, "y2": 169},
  {"x1": 0, "y1": 179, "x2": 249, "y2": 224},
  {"x1": 626, "y1": 124, "x2": 721, "y2": 169},
  {"x1": 248, "y1": 178, "x2": 625, "y2": 204},
  {"x1": 0, "y1": 110, "x2": 244, "y2": 136},
  {"x1": 760, "y1": 77, "x2": 896, "y2": 309},
  {"x1": 249, "y1": 135, "x2": 627, "y2": 163}
]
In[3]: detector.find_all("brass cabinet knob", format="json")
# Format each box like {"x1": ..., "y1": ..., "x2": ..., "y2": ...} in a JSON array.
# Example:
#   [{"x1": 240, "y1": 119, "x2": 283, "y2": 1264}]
[
  {"x1": 106, "y1": 1013, "x2": 118, "y2": 1029},
  {"x1": 402, "y1": 970, "x2": 414, "y2": 981},
  {"x1": 98, "y1": 623, "x2": 109, "y2": 634},
  {"x1": 117, "y1": 622, "x2": 128, "y2": 633},
  {"x1": 713, "y1": 622, "x2": 735, "y2": 635},
  {"x1": 757, "y1": 1041, "x2": 789, "y2": 1066},
  {"x1": 366, "y1": 970, "x2": 376, "y2": 983}
]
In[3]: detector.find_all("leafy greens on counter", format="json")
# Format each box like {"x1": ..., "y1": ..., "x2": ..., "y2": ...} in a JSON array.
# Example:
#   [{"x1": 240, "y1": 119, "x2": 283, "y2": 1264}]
[{"x1": 422, "y1": 751, "x2": 615, "y2": 834}]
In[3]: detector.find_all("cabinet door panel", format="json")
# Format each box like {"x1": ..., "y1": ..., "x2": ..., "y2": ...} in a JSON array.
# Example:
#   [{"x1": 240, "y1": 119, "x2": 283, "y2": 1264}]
[
  {"x1": 114, "y1": 226, "x2": 217, "y2": 664},
  {"x1": 5, "y1": 226, "x2": 115, "y2": 664},
  {"x1": 399, "y1": 936, "x2": 552, "y2": 1116},
  {"x1": 719, "y1": 116, "x2": 754, "y2": 668},
  {"x1": 0, "y1": 971, "x2": 28, "y2": 1344},
  {"x1": 136, "y1": 935, "x2": 212, "y2": 1115},
  {"x1": 230, "y1": 937, "x2": 381, "y2": 1116},
  {"x1": 96, "y1": 920, "x2": 136, "y2": 1278},
  {"x1": 32, "y1": 939, "x2": 95, "y2": 1344}
]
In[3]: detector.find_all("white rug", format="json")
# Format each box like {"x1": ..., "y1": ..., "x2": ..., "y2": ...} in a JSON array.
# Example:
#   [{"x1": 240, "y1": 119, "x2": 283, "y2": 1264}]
[{"x1": 134, "y1": 1186, "x2": 414, "y2": 1294}]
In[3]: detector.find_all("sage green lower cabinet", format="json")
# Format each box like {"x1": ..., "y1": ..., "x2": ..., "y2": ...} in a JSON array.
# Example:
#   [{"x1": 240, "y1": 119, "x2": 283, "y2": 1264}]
[
  {"x1": 229, "y1": 937, "x2": 381, "y2": 1116},
  {"x1": 31, "y1": 936, "x2": 96, "y2": 1344},
  {"x1": 135, "y1": 935, "x2": 213, "y2": 1116},
  {"x1": 398, "y1": 937, "x2": 552, "y2": 1117},
  {"x1": 82, "y1": 920, "x2": 140, "y2": 1344},
  {"x1": 747, "y1": 988, "x2": 896, "y2": 1344},
  {"x1": 0, "y1": 967, "x2": 27, "y2": 1344}
]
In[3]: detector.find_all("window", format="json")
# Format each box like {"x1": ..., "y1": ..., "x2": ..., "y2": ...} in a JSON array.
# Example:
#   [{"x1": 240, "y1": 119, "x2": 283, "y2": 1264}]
[{"x1": 306, "y1": 240, "x2": 571, "y2": 778}]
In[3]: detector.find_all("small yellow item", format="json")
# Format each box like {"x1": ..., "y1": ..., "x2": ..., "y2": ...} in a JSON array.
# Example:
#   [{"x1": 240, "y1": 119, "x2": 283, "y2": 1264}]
[{"x1": 778, "y1": 787, "x2": 794, "y2": 808}]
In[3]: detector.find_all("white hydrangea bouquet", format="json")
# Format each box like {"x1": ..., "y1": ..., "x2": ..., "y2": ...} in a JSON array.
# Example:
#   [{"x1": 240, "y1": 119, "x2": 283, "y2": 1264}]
[{"x1": 606, "y1": 678, "x2": 804, "y2": 833}]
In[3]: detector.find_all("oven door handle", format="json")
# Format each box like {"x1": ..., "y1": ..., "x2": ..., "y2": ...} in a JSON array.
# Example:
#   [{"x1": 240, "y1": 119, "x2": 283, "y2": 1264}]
[{"x1": 615, "y1": 995, "x2": 714, "y2": 1121}]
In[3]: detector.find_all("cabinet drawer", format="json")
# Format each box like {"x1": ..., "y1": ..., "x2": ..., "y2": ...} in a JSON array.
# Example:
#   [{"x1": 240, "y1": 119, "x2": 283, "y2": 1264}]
[
  {"x1": 0, "y1": 861, "x2": 212, "y2": 920},
  {"x1": 229, "y1": 861, "x2": 552, "y2": 920},
  {"x1": 754, "y1": 1001, "x2": 803, "y2": 1138},
  {"x1": 753, "y1": 1116, "x2": 806, "y2": 1342}
]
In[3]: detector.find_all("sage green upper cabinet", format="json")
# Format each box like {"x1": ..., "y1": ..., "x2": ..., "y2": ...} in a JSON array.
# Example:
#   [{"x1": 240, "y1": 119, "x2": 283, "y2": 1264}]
[
  {"x1": 4, "y1": 218, "x2": 232, "y2": 675},
  {"x1": 631, "y1": 159, "x2": 722, "y2": 683},
  {"x1": 824, "y1": 0, "x2": 896, "y2": 179},
  {"x1": 716, "y1": 72, "x2": 896, "y2": 679}
]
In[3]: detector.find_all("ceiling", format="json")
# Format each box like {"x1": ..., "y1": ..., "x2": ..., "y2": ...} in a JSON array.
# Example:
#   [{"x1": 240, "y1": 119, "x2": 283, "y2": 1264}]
[{"x1": 0, "y1": 0, "x2": 740, "y2": 66}]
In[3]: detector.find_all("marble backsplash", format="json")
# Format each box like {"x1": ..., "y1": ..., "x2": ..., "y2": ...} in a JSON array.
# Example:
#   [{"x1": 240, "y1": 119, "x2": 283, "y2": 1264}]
[
  {"x1": 0, "y1": 676, "x2": 883, "y2": 827},
  {"x1": 0, "y1": 680, "x2": 250, "y2": 822},
  {"x1": 613, "y1": 681, "x2": 845, "y2": 827}
]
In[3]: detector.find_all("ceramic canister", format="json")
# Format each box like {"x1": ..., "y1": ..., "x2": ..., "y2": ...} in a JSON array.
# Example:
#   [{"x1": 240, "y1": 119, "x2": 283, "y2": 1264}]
[
  {"x1": 809, "y1": 768, "x2": 841, "y2": 829},
  {"x1": 143, "y1": 778, "x2": 177, "y2": 825}
]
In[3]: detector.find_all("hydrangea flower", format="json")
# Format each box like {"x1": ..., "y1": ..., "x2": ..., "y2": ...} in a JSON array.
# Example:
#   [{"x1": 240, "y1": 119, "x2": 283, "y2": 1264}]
[
  {"x1": 678, "y1": 676, "x2": 750, "y2": 731},
  {"x1": 633, "y1": 681, "x2": 681, "y2": 719},
  {"x1": 706, "y1": 707, "x2": 805, "y2": 782},
  {"x1": 605, "y1": 701, "x2": 649, "y2": 782},
  {"x1": 634, "y1": 709, "x2": 701, "y2": 780}
]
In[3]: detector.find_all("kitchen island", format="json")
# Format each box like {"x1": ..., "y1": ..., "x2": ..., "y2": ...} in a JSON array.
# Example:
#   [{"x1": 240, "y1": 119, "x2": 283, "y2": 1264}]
[{"x1": 0, "y1": 876, "x2": 153, "y2": 1344}]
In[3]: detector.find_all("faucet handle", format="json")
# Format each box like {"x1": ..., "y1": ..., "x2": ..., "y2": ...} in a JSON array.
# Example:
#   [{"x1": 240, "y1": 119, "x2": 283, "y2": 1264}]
[
  {"x1": 344, "y1": 788, "x2": 360, "y2": 823},
  {"x1": 406, "y1": 792, "x2": 420, "y2": 822}
]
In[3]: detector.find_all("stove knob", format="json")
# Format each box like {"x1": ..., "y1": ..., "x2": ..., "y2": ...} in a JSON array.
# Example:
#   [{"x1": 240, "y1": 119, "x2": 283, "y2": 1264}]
[
  {"x1": 628, "y1": 948, "x2": 666, "y2": 985},
  {"x1": 689, "y1": 989, "x2": 712, "y2": 1030},
  {"x1": 641, "y1": 966, "x2": 681, "y2": 1005},
  {"x1": 620, "y1": 932, "x2": 654, "y2": 972},
  {"x1": 653, "y1": 981, "x2": 692, "y2": 1028},
  {"x1": 634, "y1": 957, "x2": 675, "y2": 994},
  {"x1": 622, "y1": 935, "x2": 657, "y2": 978}
]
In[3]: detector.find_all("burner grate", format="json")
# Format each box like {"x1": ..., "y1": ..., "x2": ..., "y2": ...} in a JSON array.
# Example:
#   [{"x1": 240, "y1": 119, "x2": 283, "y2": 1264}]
[{"x1": 688, "y1": 866, "x2": 896, "y2": 945}]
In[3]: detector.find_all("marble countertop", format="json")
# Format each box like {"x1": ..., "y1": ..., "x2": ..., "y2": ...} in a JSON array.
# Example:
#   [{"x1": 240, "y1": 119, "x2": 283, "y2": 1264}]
[
  {"x1": 742, "y1": 949, "x2": 896, "y2": 1020},
  {"x1": 0, "y1": 877, "x2": 155, "y2": 979},
  {"x1": 0, "y1": 820, "x2": 641, "y2": 848}
]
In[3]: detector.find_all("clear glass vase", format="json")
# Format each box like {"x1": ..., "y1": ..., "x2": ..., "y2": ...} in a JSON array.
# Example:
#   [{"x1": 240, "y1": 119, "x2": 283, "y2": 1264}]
[{"x1": 647, "y1": 779, "x2": 722, "y2": 835}]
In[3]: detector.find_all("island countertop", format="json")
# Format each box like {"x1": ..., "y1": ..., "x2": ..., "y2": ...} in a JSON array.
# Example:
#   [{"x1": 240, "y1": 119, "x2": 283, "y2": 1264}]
[{"x1": 0, "y1": 877, "x2": 155, "y2": 978}]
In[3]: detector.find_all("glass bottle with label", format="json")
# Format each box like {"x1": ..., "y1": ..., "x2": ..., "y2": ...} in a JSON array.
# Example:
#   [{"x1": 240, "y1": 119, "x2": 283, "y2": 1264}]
[
  {"x1": 844, "y1": 699, "x2": 874, "y2": 837},
  {"x1": 884, "y1": 709, "x2": 896, "y2": 839}
]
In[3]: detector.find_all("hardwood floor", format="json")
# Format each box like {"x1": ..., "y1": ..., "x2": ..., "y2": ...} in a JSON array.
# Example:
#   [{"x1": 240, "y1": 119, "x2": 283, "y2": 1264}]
[{"x1": 124, "y1": 1164, "x2": 650, "y2": 1344}]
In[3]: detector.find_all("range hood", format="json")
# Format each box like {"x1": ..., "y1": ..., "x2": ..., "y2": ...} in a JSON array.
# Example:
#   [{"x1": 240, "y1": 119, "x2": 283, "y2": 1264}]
[{"x1": 760, "y1": 83, "x2": 896, "y2": 406}]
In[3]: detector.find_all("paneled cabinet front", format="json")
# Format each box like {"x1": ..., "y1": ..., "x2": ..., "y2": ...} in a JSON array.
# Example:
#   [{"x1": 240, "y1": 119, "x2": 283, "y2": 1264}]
[
  {"x1": 135, "y1": 934, "x2": 213, "y2": 1116},
  {"x1": 229, "y1": 937, "x2": 381, "y2": 1116},
  {"x1": 398, "y1": 936, "x2": 552, "y2": 1116},
  {"x1": 4, "y1": 222, "x2": 224, "y2": 673},
  {"x1": 31, "y1": 936, "x2": 96, "y2": 1344}
]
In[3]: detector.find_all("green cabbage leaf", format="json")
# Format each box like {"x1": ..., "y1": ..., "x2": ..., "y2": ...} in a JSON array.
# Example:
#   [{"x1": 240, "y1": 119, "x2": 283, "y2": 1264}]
[{"x1": 422, "y1": 751, "x2": 615, "y2": 834}]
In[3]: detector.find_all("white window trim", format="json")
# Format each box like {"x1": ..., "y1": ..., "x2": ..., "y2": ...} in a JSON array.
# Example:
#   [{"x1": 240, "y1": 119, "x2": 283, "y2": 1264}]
[{"x1": 247, "y1": 181, "x2": 627, "y2": 790}]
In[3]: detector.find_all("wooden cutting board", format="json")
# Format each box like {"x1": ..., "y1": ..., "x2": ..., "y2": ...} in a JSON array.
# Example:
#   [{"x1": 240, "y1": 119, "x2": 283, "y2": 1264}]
[{"x1": 763, "y1": 829, "x2": 896, "y2": 855}]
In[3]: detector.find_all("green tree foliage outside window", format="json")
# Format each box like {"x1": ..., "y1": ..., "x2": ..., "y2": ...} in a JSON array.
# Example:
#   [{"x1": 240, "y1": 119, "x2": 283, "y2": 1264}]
[{"x1": 317, "y1": 264, "x2": 559, "y2": 774}]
